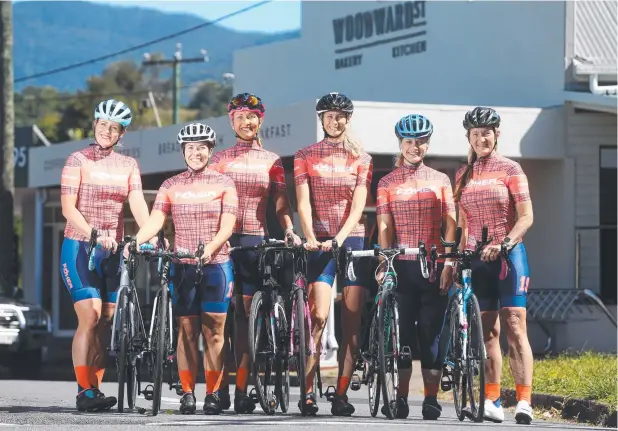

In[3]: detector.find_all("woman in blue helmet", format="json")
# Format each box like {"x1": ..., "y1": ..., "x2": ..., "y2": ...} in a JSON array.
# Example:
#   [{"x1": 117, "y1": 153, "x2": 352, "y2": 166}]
[
  {"x1": 59, "y1": 99, "x2": 152, "y2": 412},
  {"x1": 375, "y1": 114, "x2": 457, "y2": 419}
]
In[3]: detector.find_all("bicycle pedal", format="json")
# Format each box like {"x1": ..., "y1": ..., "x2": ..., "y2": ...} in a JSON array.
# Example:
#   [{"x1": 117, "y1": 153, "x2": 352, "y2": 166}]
[
  {"x1": 143, "y1": 385, "x2": 154, "y2": 401},
  {"x1": 176, "y1": 387, "x2": 184, "y2": 396},
  {"x1": 350, "y1": 375, "x2": 361, "y2": 391},
  {"x1": 398, "y1": 345, "x2": 412, "y2": 368},
  {"x1": 440, "y1": 369, "x2": 453, "y2": 392},
  {"x1": 248, "y1": 387, "x2": 259, "y2": 403},
  {"x1": 324, "y1": 385, "x2": 337, "y2": 402},
  {"x1": 269, "y1": 394, "x2": 278, "y2": 409}
]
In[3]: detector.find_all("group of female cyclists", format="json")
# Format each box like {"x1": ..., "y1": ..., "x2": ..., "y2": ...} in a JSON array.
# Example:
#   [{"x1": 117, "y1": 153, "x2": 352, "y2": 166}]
[{"x1": 59, "y1": 91, "x2": 534, "y2": 424}]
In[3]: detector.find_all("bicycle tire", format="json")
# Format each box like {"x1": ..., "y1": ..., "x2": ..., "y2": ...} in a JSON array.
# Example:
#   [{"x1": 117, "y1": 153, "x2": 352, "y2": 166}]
[
  {"x1": 275, "y1": 295, "x2": 290, "y2": 413},
  {"x1": 126, "y1": 297, "x2": 139, "y2": 409},
  {"x1": 152, "y1": 287, "x2": 169, "y2": 416},
  {"x1": 294, "y1": 288, "x2": 309, "y2": 415},
  {"x1": 378, "y1": 291, "x2": 400, "y2": 420},
  {"x1": 441, "y1": 293, "x2": 466, "y2": 421},
  {"x1": 117, "y1": 289, "x2": 129, "y2": 413},
  {"x1": 367, "y1": 312, "x2": 381, "y2": 418},
  {"x1": 465, "y1": 293, "x2": 485, "y2": 422},
  {"x1": 249, "y1": 290, "x2": 276, "y2": 415}
]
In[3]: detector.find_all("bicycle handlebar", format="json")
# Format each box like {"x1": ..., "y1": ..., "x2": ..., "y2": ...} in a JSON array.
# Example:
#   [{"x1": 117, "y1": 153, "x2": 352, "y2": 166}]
[{"x1": 228, "y1": 238, "x2": 308, "y2": 254}]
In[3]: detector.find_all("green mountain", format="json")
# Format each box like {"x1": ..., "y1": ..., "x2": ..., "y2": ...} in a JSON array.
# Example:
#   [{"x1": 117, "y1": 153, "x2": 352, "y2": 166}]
[{"x1": 13, "y1": 1, "x2": 300, "y2": 92}]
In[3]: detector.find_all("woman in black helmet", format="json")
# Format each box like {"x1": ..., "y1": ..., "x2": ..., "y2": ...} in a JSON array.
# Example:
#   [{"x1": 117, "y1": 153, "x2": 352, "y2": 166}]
[{"x1": 294, "y1": 92, "x2": 373, "y2": 416}]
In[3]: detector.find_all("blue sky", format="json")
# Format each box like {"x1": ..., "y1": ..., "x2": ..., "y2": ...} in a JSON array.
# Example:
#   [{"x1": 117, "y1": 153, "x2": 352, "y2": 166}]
[{"x1": 90, "y1": 0, "x2": 302, "y2": 34}]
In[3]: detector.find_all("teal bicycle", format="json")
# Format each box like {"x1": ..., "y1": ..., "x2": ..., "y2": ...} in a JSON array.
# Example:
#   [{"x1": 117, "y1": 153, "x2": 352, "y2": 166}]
[{"x1": 340, "y1": 241, "x2": 430, "y2": 419}]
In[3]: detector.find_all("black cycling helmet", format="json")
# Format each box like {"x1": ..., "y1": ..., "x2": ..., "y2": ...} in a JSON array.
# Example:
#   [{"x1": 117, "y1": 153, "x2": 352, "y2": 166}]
[
  {"x1": 463, "y1": 107, "x2": 501, "y2": 130},
  {"x1": 316, "y1": 92, "x2": 354, "y2": 116}
]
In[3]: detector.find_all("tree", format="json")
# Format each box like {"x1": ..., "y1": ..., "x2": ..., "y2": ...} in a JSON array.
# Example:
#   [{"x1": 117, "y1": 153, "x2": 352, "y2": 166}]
[
  {"x1": 0, "y1": 1, "x2": 15, "y2": 295},
  {"x1": 188, "y1": 80, "x2": 232, "y2": 120}
]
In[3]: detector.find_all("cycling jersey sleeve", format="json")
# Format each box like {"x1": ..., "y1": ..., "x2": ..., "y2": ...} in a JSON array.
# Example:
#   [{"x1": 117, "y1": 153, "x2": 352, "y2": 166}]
[
  {"x1": 152, "y1": 179, "x2": 173, "y2": 215},
  {"x1": 293, "y1": 150, "x2": 308, "y2": 186},
  {"x1": 506, "y1": 163, "x2": 531, "y2": 203},
  {"x1": 221, "y1": 176, "x2": 238, "y2": 217},
  {"x1": 60, "y1": 153, "x2": 82, "y2": 196},
  {"x1": 356, "y1": 153, "x2": 373, "y2": 188},
  {"x1": 375, "y1": 177, "x2": 391, "y2": 217},
  {"x1": 128, "y1": 159, "x2": 143, "y2": 193},
  {"x1": 269, "y1": 156, "x2": 287, "y2": 193},
  {"x1": 441, "y1": 175, "x2": 456, "y2": 219}
]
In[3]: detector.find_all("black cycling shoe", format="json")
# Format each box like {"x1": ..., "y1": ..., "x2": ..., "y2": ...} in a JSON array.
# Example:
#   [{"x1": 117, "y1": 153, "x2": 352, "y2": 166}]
[
  {"x1": 298, "y1": 392, "x2": 319, "y2": 416},
  {"x1": 330, "y1": 393, "x2": 355, "y2": 416},
  {"x1": 421, "y1": 397, "x2": 442, "y2": 420},
  {"x1": 92, "y1": 388, "x2": 117, "y2": 411},
  {"x1": 218, "y1": 387, "x2": 231, "y2": 410},
  {"x1": 76, "y1": 389, "x2": 117, "y2": 412},
  {"x1": 233, "y1": 391, "x2": 256, "y2": 414},
  {"x1": 381, "y1": 396, "x2": 409, "y2": 419},
  {"x1": 179, "y1": 392, "x2": 196, "y2": 414},
  {"x1": 203, "y1": 393, "x2": 223, "y2": 415}
]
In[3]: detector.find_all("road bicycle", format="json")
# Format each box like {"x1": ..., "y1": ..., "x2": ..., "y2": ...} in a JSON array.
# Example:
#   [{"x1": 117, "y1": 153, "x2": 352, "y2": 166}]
[
  {"x1": 335, "y1": 239, "x2": 430, "y2": 419},
  {"x1": 432, "y1": 226, "x2": 509, "y2": 422},
  {"x1": 229, "y1": 239, "x2": 315, "y2": 416},
  {"x1": 130, "y1": 238, "x2": 203, "y2": 416}
]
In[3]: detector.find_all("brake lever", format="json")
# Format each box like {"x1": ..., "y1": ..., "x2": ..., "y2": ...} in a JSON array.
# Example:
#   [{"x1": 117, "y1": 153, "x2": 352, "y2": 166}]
[
  {"x1": 428, "y1": 245, "x2": 438, "y2": 283},
  {"x1": 419, "y1": 241, "x2": 429, "y2": 279}
]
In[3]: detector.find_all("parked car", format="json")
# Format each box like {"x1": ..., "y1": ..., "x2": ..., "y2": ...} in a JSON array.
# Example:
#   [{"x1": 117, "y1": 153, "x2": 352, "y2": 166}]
[{"x1": 0, "y1": 287, "x2": 53, "y2": 378}]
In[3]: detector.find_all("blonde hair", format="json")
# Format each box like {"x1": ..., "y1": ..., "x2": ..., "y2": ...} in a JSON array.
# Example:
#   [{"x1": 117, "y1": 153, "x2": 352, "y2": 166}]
[{"x1": 342, "y1": 130, "x2": 363, "y2": 158}]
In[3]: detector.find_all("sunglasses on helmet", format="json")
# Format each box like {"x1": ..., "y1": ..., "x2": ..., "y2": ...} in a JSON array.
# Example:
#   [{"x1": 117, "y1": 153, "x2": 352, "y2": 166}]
[{"x1": 227, "y1": 93, "x2": 265, "y2": 113}]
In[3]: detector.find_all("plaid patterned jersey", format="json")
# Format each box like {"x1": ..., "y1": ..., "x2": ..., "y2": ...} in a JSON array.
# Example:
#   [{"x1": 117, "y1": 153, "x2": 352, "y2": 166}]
[
  {"x1": 376, "y1": 163, "x2": 455, "y2": 260},
  {"x1": 457, "y1": 152, "x2": 531, "y2": 249},
  {"x1": 294, "y1": 139, "x2": 373, "y2": 238},
  {"x1": 209, "y1": 140, "x2": 286, "y2": 236},
  {"x1": 153, "y1": 168, "x2": 238, "y2": 264},
  {"x1": 60, "y1": 145, "x2": 142, "y2": 242}
]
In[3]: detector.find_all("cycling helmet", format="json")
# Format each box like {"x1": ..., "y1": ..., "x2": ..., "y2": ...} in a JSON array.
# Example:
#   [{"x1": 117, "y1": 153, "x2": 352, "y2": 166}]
[
  {"x1": 463, "y1": 107, "x2": 501, "y2": 130},
  {"x1": 227, "y1": 92, "x2": 265, "y2": 118},
  {"x1": 177, "y1": 123, "x2": 216, "y2": 146},
  {"x1": 395, "y1": 114, "x2": 433, "y2": 139},
  {"x1": 316, "y1": 92, "x2": 354, "y2": 115},
  {"x1": 94, "y1": 99, "x2": 132, "y2": 128}
]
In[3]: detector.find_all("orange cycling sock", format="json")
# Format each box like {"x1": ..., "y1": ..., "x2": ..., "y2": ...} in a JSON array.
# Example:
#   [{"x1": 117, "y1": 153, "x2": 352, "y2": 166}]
[
  {"x1": 88, "y1": 366, "x2": 105, "y2": 389},
  {"x1": 206, "y1": 370, "x2": 223, "y2": 394},
  {"x1": 75, "y1": 366, "x2": 92, "y2": 393},
  {"x1": 179, "y1": 369, "x2": 195, "y2": 394},
  {"x1": 516, "y1": 384, "x2": 532, "y2": 404},
  {"x1": 424, "y1": 383, "x2": 440, "y2": 398},
  {"x1": 236, "y1": 367, "x2": 249, "y2": 393},
  {"x1": 336, "y1": 376, "x2": 350, "y2": 396},
  {"x1": 485, "y1": 382, "x2": 501, "y2": 402}
]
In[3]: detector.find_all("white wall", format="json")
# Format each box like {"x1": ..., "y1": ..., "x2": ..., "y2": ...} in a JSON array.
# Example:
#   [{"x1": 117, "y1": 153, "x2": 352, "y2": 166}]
[
  {"x1": 234, "y1": 0, "x2": 566, "y2": 109},
  {"x1": 565, "y1": 105, "x2": 617, "y2": 292}
]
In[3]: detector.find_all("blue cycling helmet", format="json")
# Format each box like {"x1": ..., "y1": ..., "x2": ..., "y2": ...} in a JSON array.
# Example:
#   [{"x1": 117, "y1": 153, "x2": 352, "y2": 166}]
[
  {"x1": 94, "y1": 99, "x2": 132, "y2": 128},
  {"x1": 395, "y1": 114, "x2": 433, "y2": 139}
]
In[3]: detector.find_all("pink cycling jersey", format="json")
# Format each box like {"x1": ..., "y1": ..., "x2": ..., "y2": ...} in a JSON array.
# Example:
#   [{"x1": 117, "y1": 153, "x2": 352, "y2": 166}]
[
  {"x1": 209, "y1": 140, "x2": 286, "y2": 236},
  {"x1": 456, "y1": 152, "x2": 531, "y2": 249},
  {"x1": 294, "y1": 139, "x2": 373, "y2": 238},
  {"x1": 153, "y1": 168, "x2": 238, "y2": 264},
  {"x1": 377, "y1": 163, "x2": 455, "y2": 260},
  {"x1": 60, "y1": 145, "x2": 142, "y2": 242}
]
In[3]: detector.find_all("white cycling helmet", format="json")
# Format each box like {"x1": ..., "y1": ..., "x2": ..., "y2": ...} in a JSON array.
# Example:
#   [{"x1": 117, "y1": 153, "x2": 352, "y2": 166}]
[
  {"x1": 94, "y1": 99, "x2": 132, "y2": 128},
  {"x1": 177, "y1": 123, "x2": 216, "y2": 146}
]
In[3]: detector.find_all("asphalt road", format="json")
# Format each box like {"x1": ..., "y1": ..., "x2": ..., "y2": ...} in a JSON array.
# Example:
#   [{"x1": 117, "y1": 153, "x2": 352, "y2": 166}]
[{"x1": 0, "y1": 381, "x2": 605, "y2": 430}]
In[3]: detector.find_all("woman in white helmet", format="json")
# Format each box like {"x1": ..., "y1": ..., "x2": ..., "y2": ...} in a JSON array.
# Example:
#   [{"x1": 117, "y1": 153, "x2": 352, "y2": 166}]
[
  {"x1": 127, "y1": 122, "x2": 238, "y2": 415},
  {"x1": 59, "y1": 99, "x2": 152, "y2": 412}
]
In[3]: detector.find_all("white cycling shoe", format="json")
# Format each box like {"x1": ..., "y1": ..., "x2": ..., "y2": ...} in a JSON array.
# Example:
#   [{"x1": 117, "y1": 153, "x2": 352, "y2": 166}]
[
  {"x1": 483, "y1": 399, "x2": 505, "y2": 423},
  {"x1": 515, "y1": 400, "x2": 534, "y2": 424}
]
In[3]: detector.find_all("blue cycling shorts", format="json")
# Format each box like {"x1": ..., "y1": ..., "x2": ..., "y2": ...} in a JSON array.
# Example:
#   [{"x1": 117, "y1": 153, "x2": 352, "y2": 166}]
[
  {"x1": 60, "y1": 238, "x2": 122, "y2": 304},
  {"x1": 229, "y1": 234, "x2": 263, "y2": 297},
  {"x1": 307, "y1": 236, "x2": 371, "y2": 290},
  {"x1": 169, "y1": 260, "x2": 234, "y2": 316},
  {"x1": 471, "y1": 242, "x2": 530, "y2": 311}
]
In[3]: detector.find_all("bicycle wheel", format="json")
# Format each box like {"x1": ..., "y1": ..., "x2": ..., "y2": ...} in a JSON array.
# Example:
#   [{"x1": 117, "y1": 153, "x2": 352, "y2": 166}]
[
  {"x1": 249, "y1": 290, "x2": 277, "y2": 415},
  {"x1": 440, "y1": 294, "x2": 466, "y2": 421},
  {"x1": 152, "y1": 287, "x2": 169, "y2": 416},
  {"x1": 275, "y1": 295, "x2": 290, "y2": 413},
  {"x1": 463, "y1": 293, "x2": 485, "y2": 422},
  {"x1": 378, "y1": 291, "x2": 400, "y2": 419},
  {"x1": 294, "y1": 288, "x2": 309, "y2": 415},
  {"x1": 126, "y1": 294, "x2": 140, "y2": 409},
  {"x1": 117, "y1": 289, "x2": 129, "y2": 412},
  {"x1": 366, "y1": 312, "x2": 381, "y2": 417}
]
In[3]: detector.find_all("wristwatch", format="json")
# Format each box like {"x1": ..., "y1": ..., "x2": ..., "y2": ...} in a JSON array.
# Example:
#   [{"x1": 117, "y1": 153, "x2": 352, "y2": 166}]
[
  {"x1": 444, "y1": 261, "x2": 455, "y2": 267},
  {"x1": 502, "y1": 237, "x2": 512, "y2": 249}
]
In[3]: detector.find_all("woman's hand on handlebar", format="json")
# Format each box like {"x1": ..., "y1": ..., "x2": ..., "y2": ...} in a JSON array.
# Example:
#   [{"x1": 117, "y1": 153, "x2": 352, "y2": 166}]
[
  {"x1": 284, "y1": 228, "x2": 302, "y2": 247},
  {"x1": 97, "y1": 236, "x2": 118, "y2": 252},
  {"x1": 304, "y1": 237, "x2": 321, "y2": 252},
  {"x1": 480, "y1": 244, "x2": 502, "y2": 262}
]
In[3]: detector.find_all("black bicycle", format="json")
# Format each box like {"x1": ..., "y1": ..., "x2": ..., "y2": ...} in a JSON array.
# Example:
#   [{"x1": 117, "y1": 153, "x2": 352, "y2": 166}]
[
  {"x1": 432, "y1": 226, "x2": 508, "y2": 422},
  {"x1": 87, "y1": 229, "x2": 153, "y2": 413},
  {"x1": 133, "y1": 239, "x2": 203, "y2": 416},
  {"x1": 339, "y1": 240, "x2": 429, "y2": 419}
]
